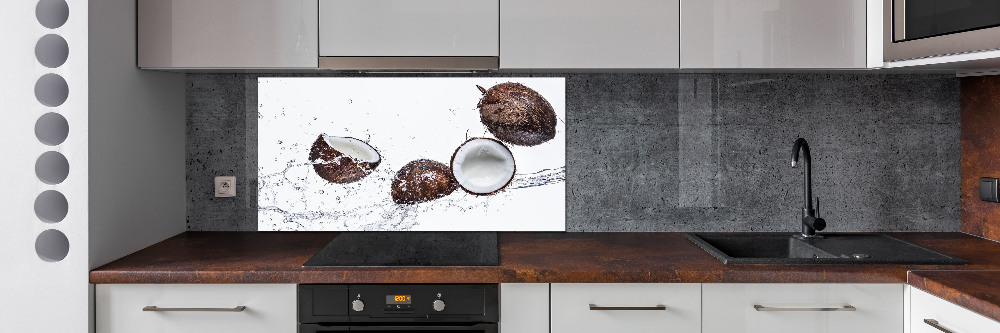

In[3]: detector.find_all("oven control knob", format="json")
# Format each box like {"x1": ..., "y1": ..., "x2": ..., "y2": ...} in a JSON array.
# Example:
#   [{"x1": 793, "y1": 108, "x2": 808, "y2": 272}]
[
  {"x1": 432, "y1": 299, "x2": 446, "y2": 312},
  {"x1": 352, "y1": 299, "x2": 365, "y2": 312}
]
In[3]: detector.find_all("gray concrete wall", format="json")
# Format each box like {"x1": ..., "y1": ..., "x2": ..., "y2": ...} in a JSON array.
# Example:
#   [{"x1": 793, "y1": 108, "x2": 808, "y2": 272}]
[{"x1": 186, "y1": 73, "x2": 960, "y2": 232}]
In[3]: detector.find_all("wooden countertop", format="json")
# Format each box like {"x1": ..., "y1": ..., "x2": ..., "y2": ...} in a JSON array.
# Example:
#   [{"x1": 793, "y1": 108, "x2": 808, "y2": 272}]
[
  {"x1": 908, "y1": 270, "x2": 1000, "y2": 323},
  {"x1": 91, "y1": 231, "x2": 1000, "y2": 284},
  {"x1": 90, "y1": 231, "x2": 1000, "y2": 322}
]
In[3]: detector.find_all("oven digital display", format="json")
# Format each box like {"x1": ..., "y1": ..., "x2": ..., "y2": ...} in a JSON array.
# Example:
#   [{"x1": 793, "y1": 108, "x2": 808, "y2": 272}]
[{"x1": 386, "y1": 295, "x2": 412, "y2": 304}]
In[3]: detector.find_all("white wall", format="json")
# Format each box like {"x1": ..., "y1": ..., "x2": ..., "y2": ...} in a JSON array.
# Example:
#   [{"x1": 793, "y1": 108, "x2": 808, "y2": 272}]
[
  {"x1": 88, "y1": 0, "x2": 186, "y2": 270},
  {"x1": 0, "y1": 0, "x2": 90, "y2": 331},
  {"x1": 0, "y1": 0, "x2": 185, "y2": 331}
]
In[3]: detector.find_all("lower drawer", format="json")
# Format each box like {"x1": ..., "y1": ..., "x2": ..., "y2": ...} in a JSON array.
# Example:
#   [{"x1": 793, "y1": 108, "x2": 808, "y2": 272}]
[
  {"x1": 96, "y1": 284, "x2": 296, "y2": 333},
  {"x1": 702, "y1": 283, "x2": 903, "y2": 333},
  {"x1": 911, "y1": 287, "x2": 1000, "y2": 333},
  {"x1": 550, "y1": 283, "x2": 701, "y2": 333}
]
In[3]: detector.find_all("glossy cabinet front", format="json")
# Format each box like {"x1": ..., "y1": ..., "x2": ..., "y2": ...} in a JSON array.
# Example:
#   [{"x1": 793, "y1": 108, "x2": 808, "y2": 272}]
[
  {"x1": 137, "y1": 0, "x2": 318, "y2": 69},
  {"x1": 319, "y1": 0, "x2": 499, "y2": 57},
  {"x1": 910, "y1": 287, "x2": 1000, "y2": 333},
  {"x1": 550, "y1": 283, "x2": 701, "y2": 333},
  {"x1": 96, "y1": 284, "x2": 297, "y2": 333},
  {"x1": 681, "y1": 0, "x2": 869, "y2": 68},
  {"x1": 499, "y1": 284, "x2": 549, "y2": 333},
  {"x1": 702, "y1": 283, "x2": 903, "y2": 333},
  {"x1": 500, "y1": 0, "x2": 680, "y2": 69}
]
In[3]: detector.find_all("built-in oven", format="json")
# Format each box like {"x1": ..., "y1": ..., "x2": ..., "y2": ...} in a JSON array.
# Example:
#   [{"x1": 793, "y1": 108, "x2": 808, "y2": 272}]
[
  {"x1": 299, "y1": 284, "x2": 498, "y2": 333},
  {"x1": 884, "y1": 0, "x2": 1000, "y2": 61}
]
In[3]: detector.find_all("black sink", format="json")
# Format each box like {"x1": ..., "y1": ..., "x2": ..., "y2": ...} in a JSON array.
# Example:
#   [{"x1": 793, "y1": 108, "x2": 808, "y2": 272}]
[{"x1": 686, "y1": 233, "x2": 966, "y2": 265}]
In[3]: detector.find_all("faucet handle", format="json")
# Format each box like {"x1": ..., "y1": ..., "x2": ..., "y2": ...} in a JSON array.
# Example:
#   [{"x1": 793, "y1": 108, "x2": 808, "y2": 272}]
[{"x1": 815, "y1": 197, "x2": 820, "y2": 218}]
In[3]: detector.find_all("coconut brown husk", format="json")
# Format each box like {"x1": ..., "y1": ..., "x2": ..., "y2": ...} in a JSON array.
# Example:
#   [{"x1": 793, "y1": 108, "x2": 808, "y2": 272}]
[
  {"x1": 391, "y1": 159, "x2": 458, "y2": 204},
  {"x1": 309, "y1": 135, "x2": 380, "y2": 184},
  {"x1": 477, "y1": 82, "x2": 557, "y2": 146}
]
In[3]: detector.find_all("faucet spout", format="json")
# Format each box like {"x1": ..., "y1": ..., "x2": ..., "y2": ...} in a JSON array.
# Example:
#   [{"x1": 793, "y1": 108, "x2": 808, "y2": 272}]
[
  {"x1": 791, "y1": 138, "x2": 812, "y2": 210},
  {"x1": 791, "y1": 138, "x2": 825, "y2": 237}
]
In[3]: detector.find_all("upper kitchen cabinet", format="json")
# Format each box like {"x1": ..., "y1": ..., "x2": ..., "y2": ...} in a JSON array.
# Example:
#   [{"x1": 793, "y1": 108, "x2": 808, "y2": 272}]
[
  {"x1": 318, "y1": 0, "x2": 500, "y2": 70},
  {"x1": 681, "y1": 0, "x2": 879, "y2": 69},
  {"x1": 500, "y1": 0, "x2": 680, "y2": 69},
  {"x1": 138, "y1": 0, "x2": 318, "y2": 69}
]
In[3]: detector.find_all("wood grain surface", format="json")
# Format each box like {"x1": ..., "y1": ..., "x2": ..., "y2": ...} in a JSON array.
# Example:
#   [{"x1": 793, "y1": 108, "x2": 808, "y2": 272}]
[
  {"x1": 909, "y1": 270, "x2": 1000, "y2": 323},
  {"x1": 961, "y1": 75, "x2": 1000, "y2": 241},
  {"x1": 90, "y1": 232, "x2": 1000, "y2": 284}
]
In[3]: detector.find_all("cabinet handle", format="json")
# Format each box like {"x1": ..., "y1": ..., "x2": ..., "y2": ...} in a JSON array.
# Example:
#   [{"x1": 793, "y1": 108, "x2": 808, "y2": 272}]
[
  {"x1": 143, "y1": 306, "x2": 247, "y2": 312},
  {"x1": 753, "y1": 305, "x2": 856, "y2": 312},
  {"x1": 589, "y1": 304, "x2": 666, "y2": 311},
  {"x1": 924, "y1": 319, "x2": 955, "y2": 333}
]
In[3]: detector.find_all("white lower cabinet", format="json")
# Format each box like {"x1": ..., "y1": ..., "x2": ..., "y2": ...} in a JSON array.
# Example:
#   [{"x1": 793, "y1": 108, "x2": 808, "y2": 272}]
[
  {"x1": 702, "y1": 283, "x2": 903, "y2": 333},
  {"x1": 99, "y1": 282, "x2": 1000, "y2": 333},
  {"x1": 910, "y1": 287, "x2": 1000, "y2": 333},
  {"x1": 551, "y1": 283, "x2": 702, "y2": 333},
  {"x1": 500, "y1": 283, "x2": 549, "y2": 333},
  {"x1": 95, "y1": 284, "x2": 297, "y2": 333}
]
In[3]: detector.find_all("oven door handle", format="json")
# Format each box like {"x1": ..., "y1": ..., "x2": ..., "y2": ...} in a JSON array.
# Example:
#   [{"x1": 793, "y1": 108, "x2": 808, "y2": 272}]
[{"x1": 338, "y1": 324, "x2": 497, "y2": 332}]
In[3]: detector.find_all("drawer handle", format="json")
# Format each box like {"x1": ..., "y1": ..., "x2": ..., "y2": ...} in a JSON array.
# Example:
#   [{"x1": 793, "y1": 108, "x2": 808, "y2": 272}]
[
  {"x1": 753, "y1": 305, "x2": 856, "y2": 312},
  {"x1": 143, "y1": 306, "x2": 247, "y2": 312},
  {"x1": 589, "y1": 304, "x2": 667, "y2": 311},
  {"x1": 924, "y1": 319, "x2": 955, "y2": 333}
]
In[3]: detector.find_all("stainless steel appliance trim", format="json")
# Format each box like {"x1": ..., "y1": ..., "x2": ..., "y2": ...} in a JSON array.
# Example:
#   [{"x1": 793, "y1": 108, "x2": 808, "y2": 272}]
[
  {"x1": 893, "y1": 0, "x2": 905, "y2": 41},
  {"x1": 753, "y1": 305, "x2": 856, "y2": 312},
  {"x1": 923, "y1": 319, "x2": 954, "y2": 333},
  {"x1": 142, "y1": 305, "x2": 247, "y2": 312},
  {"x1": 884, "y1": 0, "x2": 1000, "y2": 62},
  {"x1": 588, "y1": 304, "x2": 667, "y2": 311},
  {"x1": 318, "y1": 57, "x2": 499, "y2": 71}
]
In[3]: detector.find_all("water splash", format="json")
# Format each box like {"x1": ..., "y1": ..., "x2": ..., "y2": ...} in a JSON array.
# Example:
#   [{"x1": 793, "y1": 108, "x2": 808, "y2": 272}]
[
  {"x1": 258, "y1": 161, "x2": 565, "y2": 231},
  {"x1": 509, "y1": 167, "x2": 565, "y2": 189}
]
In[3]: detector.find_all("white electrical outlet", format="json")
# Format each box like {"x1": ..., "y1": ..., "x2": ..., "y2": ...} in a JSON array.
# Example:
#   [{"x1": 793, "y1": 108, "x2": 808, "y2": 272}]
[{"x1": 215, "y1": 176, "x2": 236, "y2": 197}]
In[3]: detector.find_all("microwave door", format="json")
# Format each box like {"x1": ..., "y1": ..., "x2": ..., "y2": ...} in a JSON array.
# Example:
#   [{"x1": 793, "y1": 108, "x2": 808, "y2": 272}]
[
  {"x1": 884, "y1": 0, "x2": 1000, "y2": 61},
  {"x1": 895, "y1": 0, "x2": 1000, "y2": 42}
]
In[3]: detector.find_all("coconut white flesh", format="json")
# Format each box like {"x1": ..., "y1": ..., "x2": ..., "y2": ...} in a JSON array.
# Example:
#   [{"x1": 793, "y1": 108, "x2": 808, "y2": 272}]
[
  {"x1": 322, "y1": 135, "x2": 379, "y2": 162},
  {"x1": 453, "y1": 139, "x2": 515, "y2": 194}
]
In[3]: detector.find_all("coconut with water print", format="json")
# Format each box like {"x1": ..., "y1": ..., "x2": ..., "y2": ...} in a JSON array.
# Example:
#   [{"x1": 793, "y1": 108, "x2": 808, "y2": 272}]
[
  {"x1": 476, "y1": 82, "x2": 557, "y2": 147},
  {"x1": 391, "y1": 159, "x2": 459, "y2": 204},
  {"x1": 309, "y1": 134, "x2": 381, "y2": 184},
  {"x1": 450, "y1": 138, "x2": 516, "y2": 196}
]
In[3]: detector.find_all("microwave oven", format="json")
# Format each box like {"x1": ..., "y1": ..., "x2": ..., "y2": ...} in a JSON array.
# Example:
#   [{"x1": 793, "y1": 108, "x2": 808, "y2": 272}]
[{"x1": 884, "y1": 0, "x2": 1000, "y2": 62}]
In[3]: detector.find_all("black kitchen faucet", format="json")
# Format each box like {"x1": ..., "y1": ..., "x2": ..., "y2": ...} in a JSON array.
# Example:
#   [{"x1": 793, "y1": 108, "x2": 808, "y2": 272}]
[{"x1": 791, "y1": 138, "x2": 826, "y2": 238}]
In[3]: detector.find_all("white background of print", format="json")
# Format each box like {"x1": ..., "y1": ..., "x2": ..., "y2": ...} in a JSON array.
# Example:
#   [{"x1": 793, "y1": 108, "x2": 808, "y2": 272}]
[{"x1": 258, "y1": 77, "x2": 566, "y2": 231}]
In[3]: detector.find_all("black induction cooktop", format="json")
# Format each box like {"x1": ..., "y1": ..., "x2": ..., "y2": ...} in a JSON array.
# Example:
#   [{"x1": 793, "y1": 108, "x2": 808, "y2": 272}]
[{"x1": 303, "y1": 232, "x2": 499, "y2": 267}]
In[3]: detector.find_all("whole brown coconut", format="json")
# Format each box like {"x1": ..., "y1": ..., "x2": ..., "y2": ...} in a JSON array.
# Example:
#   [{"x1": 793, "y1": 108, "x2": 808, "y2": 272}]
[
  {"x1": 309, "y1": 134, "x2": 381, "y2": 184},
  {"x1": 391, "y1": 159, "x2": 459, "y2": 204},
  {"x1": 477, "y1": 82, "x2": 557, "y2": 146}
]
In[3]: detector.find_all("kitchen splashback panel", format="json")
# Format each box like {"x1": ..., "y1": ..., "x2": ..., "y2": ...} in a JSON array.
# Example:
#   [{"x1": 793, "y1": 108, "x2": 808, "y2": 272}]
[
  {"x1": 187, "y1": 73, "x2": 960, "y2": 232},
  {"x1": 257, "y1": 77, "x2": 566, "y2": 231}
]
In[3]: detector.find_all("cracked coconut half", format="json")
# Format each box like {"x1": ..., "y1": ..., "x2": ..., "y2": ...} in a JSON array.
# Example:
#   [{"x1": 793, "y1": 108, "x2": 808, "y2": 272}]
[
  {"x1": 450, "y1": 138, "x2": 516, "y2": 195},
  {"x1": 309, "y1": 134, "x2": 381, "y2": 184}
]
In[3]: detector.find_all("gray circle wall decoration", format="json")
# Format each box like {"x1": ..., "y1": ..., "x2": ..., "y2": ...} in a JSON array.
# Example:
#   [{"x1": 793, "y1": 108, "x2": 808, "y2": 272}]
[
  {"x1": 35, "y1": 34, "x2": 69, "y2": 68},
  {"x1": 35, "y1": 229, "x2": 70, "y2": 262},
  {"x1": 36, "y1": 0, "x2": 69, "y2": 29}
]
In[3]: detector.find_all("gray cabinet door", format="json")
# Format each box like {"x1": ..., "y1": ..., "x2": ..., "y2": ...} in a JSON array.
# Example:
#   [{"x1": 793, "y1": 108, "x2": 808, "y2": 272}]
[
  {"x1": 681, "y1": 0, "x2": 869, "y2": 68},
  {"x1": 501, "y1": 0, "x2": 680, "y2": 69},
  {"x1": 319, "y1": 0, "x2": 500, "y2": 57},
  {"x1": 138, "y1": 0, "x2": 318, "y2": 69}
]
